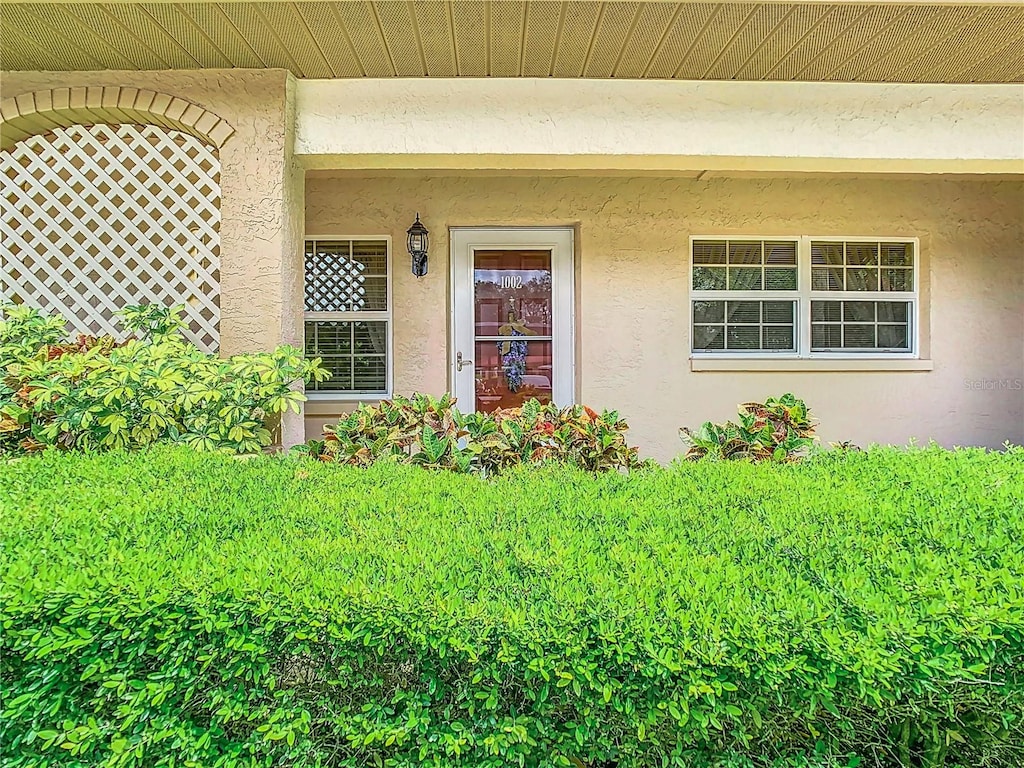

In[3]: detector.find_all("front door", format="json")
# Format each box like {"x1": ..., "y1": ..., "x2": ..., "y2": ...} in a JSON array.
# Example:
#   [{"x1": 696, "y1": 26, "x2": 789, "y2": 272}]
[{"x1": 451, "y1": 228, "x2": 574, "y2": 413}]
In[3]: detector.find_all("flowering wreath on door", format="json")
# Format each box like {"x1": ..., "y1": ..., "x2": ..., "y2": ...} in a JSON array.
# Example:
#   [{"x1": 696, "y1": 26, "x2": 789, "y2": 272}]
[
  {"x1": 497, "y1": 307, "x2": 535, "y2": 393},
  {"x1": 499, "y1": 330, "x2": 527, "y2": 392}
]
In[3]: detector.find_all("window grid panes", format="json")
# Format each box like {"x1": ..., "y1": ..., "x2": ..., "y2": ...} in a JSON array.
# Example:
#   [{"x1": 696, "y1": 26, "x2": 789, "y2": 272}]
[
  {"x1": 304, "y1": 238, "x2": 389, "y2": 395},
  {"x1": 692, "y1": 237, "x2": 917, "y2": 357},
  {"x1": 811, "y1": 301, "x2": 911, "y2": 351},
  {"x1": 304, "y1": 240, "x2": 388, "y2": 312},
  {"x1": 692, "y1": 239, "x2": 798, "y2": 292},
  {"x1": 811, "y1": 241, "x2": 914, "y2": 292},
  {"x1": 693, "y1": 300, "x2": 797, "y2": 352}
]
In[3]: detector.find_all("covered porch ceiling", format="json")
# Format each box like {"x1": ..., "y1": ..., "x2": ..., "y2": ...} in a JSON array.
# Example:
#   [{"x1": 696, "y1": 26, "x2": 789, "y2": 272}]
[{"x1": 1, "y1": 1, "x2": 1023, "y2": 83}]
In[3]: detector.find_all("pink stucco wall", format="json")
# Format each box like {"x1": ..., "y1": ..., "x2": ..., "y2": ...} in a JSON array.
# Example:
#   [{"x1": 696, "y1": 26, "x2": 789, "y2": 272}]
[
  {"x1": 305, "y1": 174, "x2": 1024, "y2": 461},
  {"x1": 1, "y1": 69, "x2": 305, "y2": 359},
  {"x1": 3, "y1": 70, "x2": 1021, "y2": 460},
  {"x1": 1, "y1": 69, "x2": 307, "y2": 445}
]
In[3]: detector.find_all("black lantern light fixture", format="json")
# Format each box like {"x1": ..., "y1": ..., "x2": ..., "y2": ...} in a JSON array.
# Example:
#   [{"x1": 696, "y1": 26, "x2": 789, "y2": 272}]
[{"x1": 407, "y1": 213, "x2": 429, "y2": 277}]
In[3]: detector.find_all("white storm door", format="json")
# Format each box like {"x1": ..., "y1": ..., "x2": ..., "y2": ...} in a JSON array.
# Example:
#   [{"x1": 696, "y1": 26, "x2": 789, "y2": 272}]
[{"x1": 450, "y1": 228, "x2": 575, "y2": 413}]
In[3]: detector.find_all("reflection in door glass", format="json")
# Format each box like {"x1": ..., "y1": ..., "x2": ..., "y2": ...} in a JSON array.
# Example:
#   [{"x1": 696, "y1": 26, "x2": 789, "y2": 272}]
[
  {"x1": 473, "y1": 249, "x2": 554, "y2": 412},
  {"x1": 474, "y1": 250, "x2": 552, "y2": 338},
  {"x1": 474, "y1": 340, "x2": 552, "y2": 412}
]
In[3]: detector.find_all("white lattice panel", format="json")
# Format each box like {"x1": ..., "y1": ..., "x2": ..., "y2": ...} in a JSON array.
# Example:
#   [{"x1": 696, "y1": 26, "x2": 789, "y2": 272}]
[
  {"x1": 1, "y1": 123, "x2": 221, "y2": 351},
  {"x1": 304, "y1": 240, "x2": 388, "y2": 313}
]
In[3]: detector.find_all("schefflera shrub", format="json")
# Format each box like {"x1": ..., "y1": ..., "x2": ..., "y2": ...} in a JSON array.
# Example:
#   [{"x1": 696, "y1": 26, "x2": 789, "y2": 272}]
[
  {"x1": 2, "y1": 446, "x2": 1023, "y2": 767},
  {"x1": 0, "y1": 304, "x2": 327, "y2": 454},
  {"x1": 307, "y1": 393, "x2": 639, "y2": 473}
]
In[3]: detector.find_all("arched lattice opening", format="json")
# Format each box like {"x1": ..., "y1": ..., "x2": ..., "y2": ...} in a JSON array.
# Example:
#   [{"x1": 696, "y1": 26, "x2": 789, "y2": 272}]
[{"x1": 1, "y1": 122, "x2": 221, "y2": 351}]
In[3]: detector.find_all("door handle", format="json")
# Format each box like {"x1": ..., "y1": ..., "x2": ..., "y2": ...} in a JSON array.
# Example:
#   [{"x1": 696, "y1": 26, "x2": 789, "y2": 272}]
[{"x1": 456, "y1": 351, "x2": 473, "y2": 372}]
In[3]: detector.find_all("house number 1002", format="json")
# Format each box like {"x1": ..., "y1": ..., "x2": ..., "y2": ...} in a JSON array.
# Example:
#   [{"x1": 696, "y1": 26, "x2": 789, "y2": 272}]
[{"x1": 500, "y1": 275, "x2": 524, "y2": 289}]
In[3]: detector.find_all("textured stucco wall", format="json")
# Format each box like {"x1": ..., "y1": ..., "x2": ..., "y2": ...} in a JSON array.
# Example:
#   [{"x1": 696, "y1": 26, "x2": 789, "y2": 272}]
[
  {"x1": 4, "y1": 71, "x2": 1022, "y2": 458},
  {"x1": 296, "y1": 79, "x2": 1024, "y2": 174},
  {"x1": 1, "y1": 69, "x2": 302, "y2": 359},
  {"x1": 306, "y1": 174, "x2": 1024, "y2": 462}
]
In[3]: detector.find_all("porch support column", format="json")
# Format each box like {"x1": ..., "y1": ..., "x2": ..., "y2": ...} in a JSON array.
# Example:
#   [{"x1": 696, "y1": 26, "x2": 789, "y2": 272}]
[{"x1": 218, "y1": 71, "x2": 305, "y2": 448}]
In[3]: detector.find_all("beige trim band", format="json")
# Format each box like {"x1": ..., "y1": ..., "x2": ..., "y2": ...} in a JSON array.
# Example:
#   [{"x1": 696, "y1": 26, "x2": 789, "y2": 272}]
[
  {"x1": 691, "y1": 358, "x2": 935, "y2": 372},
  {"x1": 296, "y1": 80, "x2": 1024, "y2": 175},
  {"x1": 300, "y1": 153, "x2": 1024, "y2": 175}
]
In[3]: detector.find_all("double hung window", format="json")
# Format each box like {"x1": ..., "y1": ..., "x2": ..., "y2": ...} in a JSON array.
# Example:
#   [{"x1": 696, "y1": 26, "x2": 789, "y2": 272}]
[
  {"x1": 691, "y1": 237, "x2": 918, "y2": 357},
  {"x1": 304, "y1": 238, "x2": 391, "y2": 396}
]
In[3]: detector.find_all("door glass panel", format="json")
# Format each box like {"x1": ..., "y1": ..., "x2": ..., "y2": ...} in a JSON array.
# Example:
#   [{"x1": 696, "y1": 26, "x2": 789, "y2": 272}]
[
  {"x1": 474, "y1": 340, "x2": 553, "y2": 412},
  {"x1": 474, "y1": 250, "x2": 552, "y2": 337},
  {"x1": 471, "y1": 250, "x2": 552, "y2": 411},
  {"x1": 472, "y1": 249, "x2": 554, "y2": 412}
]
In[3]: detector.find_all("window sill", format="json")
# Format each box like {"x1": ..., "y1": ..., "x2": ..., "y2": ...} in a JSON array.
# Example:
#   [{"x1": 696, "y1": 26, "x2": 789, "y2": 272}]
[
  {"x1": 304, "y1": 395, "x2": 389, "y2": 415},
  {"x1": 690, "y1": 358, "x2": 933, "y2": 372}
]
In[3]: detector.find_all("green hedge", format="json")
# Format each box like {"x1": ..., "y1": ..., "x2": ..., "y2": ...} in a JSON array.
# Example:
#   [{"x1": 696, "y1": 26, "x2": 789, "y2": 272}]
[{"x1": 2, "y1": 447, "x2": 1022, "y2": 767}]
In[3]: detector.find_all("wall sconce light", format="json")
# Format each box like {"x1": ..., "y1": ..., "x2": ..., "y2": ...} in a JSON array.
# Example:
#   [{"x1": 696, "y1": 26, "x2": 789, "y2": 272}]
[{"x1": 407, "y1": 213, "x2": 429, "y2": 277}]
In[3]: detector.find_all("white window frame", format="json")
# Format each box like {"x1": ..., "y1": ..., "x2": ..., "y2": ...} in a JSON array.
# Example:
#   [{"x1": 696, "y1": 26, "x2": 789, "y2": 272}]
[
  {"x1": 303, "y1": 235, "x2": 393, "y2": 400},
  {"x1": 690, "y1": 235, "x2": 920, "y2": 360}
]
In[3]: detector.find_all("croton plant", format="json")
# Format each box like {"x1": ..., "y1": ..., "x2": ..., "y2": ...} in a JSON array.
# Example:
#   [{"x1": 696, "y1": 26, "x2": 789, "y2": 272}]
[
  {"x1": 303, "y1": 394, "x2": 639, "y2": 474},
  {"x1": 680, "y1": 393, "x2": 817, "y2": 462}
]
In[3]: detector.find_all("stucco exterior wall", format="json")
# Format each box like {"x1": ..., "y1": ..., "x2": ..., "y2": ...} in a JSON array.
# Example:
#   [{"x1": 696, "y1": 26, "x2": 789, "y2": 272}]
[
  {"x1": 3, "y1": 71, "x2": 1021, "y2": 458},
  {"x1": 1, "y1": 69, "x2": 303, "y2": 359},
  {"x1": 306, "y1": 174, "x2": 1024, "y2": 462}
]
